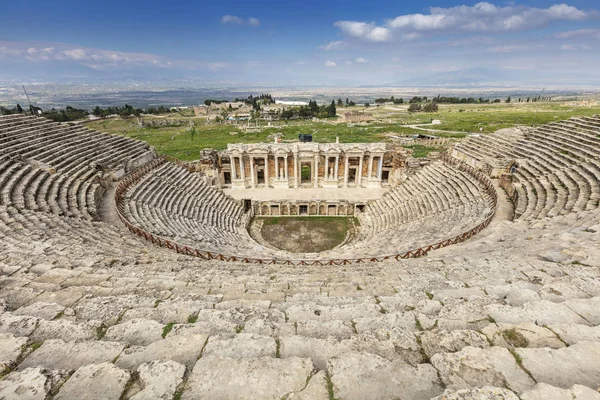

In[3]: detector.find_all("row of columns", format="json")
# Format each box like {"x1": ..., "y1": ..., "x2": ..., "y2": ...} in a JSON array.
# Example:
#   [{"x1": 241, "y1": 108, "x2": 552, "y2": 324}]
[{"x1": 231, "y1": 153, "x2": 384, "y2": 188}]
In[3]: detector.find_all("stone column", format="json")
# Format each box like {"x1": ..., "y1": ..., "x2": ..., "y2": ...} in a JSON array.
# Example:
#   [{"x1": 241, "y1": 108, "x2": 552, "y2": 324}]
[
  {"x1": 264, "y1": 155, "x2": 269, "y2": 187},
  {"x1": 294, "y1": 154, "x2": 299, "y2": 187},
  {"x1": 231, "y1": 156, "x2": 237, "y2": 180},
  {"x1": 334, "y1": 155, "x2": 339, "y2": 182},
  {"x1": 314, "y1": 154, "x2": 319, "y2": 188},
  {"x1": 249, "y1": 156, "x2": 255, "y2": 188},
  {"x1": 367, "y1": 155, "x2": 373, "y2": 180},
  {"x1": 358, "y1": 155, "x2": 363, "y2": 186},
  {"x1": 378, "y1": 156, "x2": 383, "y2": 180},
  {"x1": 240, "y1": 156, "x2": 246, "y2": 187},
  {"x1": 344, "y1": 155, "x2": 349, "y2": 187},
  {"x1": 284, "y1": 155, "x2": 288, "y2": 183},
  {"x1": 275, "y1": 156, "x2": 282, "y2": 180}
]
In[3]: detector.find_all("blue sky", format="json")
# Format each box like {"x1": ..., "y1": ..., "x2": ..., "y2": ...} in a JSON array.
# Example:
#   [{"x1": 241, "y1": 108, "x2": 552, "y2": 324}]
[{"x1": 1, "y1": 0, "x2": 599, "y2": 86}]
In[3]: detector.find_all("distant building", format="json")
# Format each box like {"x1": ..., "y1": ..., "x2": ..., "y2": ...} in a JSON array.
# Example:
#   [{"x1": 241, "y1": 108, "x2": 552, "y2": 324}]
[{"x1": 275, "y1": 100, "x2": 308, "y2": 106}]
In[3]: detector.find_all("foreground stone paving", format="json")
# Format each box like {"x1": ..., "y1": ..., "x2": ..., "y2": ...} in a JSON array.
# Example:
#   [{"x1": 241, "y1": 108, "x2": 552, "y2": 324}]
[{"x1": 1, "y1": 214, "x2": 599, "y2": 399}]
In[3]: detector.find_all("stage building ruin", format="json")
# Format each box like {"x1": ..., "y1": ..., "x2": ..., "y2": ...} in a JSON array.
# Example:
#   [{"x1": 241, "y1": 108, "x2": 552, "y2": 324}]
[{"x1": 195, "y1": 142, "x2": 413, "y2": 217}]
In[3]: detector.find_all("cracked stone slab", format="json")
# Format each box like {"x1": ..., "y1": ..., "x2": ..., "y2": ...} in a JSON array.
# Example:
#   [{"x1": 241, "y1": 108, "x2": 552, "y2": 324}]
[
  {"x1": 548, "y1": 324, "x2": 600, "y2": 345},
  {"x1": 28, "y1": 287, "x2": 85, "y2": 308},
  {"x1": 0, "y1": 367, "x2": 68, "y2": 400},
  {"x1": 72, "y1": 295, "x2": 156, "y2": 325},
  {"x1": 129, "y1": 360, "x2": 186, "y2": 400},
  {"x1": 183, "y1": 355, "x2": 314, "y2": 400},
  {"x1": 0, "y1": 333, "x2": 28, "y2": 367},
  {"x1": 430, "y1": 386, "x2": 520, "y2": 400},
  {"x1": 520, "y1": 383, "x2": 600, "y2": 400},
  {"x1": 430, "y1": 346, "x2": 535, "y2": 394},
  {"x1": 104, "y1": 318, "x2": 164, "y2": 346},
  {"x1": 116, "y1": 333, "x2": 207, "y2": 370},
  {"x1": 420, "y1": 329, "x2": 490, "y2": 358},
  {"x1": 203, "y1": 333, "x2": 276, "y2": 358},
  {"x1": 13, "y1": 302, "x2": 65, "y2": 320},
  {"x1": 281, "y1": 330, "x2": 420, "y2": 370},
  {"x1": 30, "y1": 318, "x2": 101, "y2": 342},
  {"x1": 516, "y1": 341, "x2": 600, "y2": 389},
  {"x1": 538, "y1": 282, "x2": 590, "y2": 303},
  {"x1": 353, "y1": 311, "x2": 418, "y2": 333},
  {"x1": 565, "y1": 297, "x2": 600, "y2": 325},
  {"x1": 294, "y1": 320, "x2": 356, "y2": 339},
  {"x1": 327, "y1": 351, "x2": 443, "y2": 400},
  {"x1": 285, "y1": 303, "x2": 382, "y2": 322},
  {"x1": 0, "y1": 313, "x2": 40, "y2": 336},
  {"x1": 485, "y1": 300, "x2": 589, "y2": 326},
  {"x1": 55, "y1": 362, "x2": 130, "y2": 400},
  {"x1": 283, "y1": 370, "x2": 329, "y2": 400},
  {"x1": 482, "y1": 322, "x2": 565, "y2": 349},
  {"x1": 19, "y1": 339, "x2": 125, "y2": 370},
  {"x1": 122, "y1": 300, "x2": 214, "y2": 324}
]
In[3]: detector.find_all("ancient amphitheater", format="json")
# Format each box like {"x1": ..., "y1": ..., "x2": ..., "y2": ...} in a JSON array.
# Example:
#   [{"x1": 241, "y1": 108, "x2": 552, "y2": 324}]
[{"x1": 0, "y1": 113, "x2": 599, "y2": 399}]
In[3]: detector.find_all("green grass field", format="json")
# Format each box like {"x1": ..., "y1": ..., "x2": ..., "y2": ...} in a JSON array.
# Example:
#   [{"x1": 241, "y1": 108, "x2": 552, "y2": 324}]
[{"x1": 85, "y1": 101, "x2": 600, "y2": 161}]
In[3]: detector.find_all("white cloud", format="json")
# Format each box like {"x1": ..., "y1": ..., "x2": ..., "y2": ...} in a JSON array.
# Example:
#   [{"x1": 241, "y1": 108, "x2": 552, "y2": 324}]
[
  {"x1": 221, "y1": 15, "x2": 244, "y2": 24},
  {"x1": 555, "y1": 29, "x2": 600, "y2": 39},
  {"x1": 334, "y1": 21, "x2": 390, "y2": 42},
  {"x1": 402, "y1": 32, "x2": 422, "y2": 41},
  {"x1": 331, "y1": 2, "x2": 594, "y2": 44},
  {"x1": 294, "y1": 60, "x2": 307, "y2": 65},
  {"x1": 355, "y1": 57, "x2": 367, "y2": 63},
  {"x1": 560, "y1": 43, "x2": 592, "y2": 51},
  {"x1": 345, "y1": 60, "x2": 352, "y2": 65},
  {"x1": 221, "y1": 15, "x2": 260, "y2": 27},
  {"x1": 386, "y1": 2, "x2": 591, "y2": 32},
  {"x1": 209, "y1": 62, "x2": 228, "y2": 70},
  {"x1": 325, "y1": 60, "x2": 337, "y2": 67},
  {"x1": 391, "y1": 56, "x2": 401, "y2": 63},
  {"x1": 63, "y1": 48, "x2": 87, "y2": 60},
  {"x1": 487, "y1": 45, "x2": 528, "y2": 53},
  {"x1": 319, "y1": 40, "x2": 346, "y2": 51},
  {"x1": 0, "y1": 41, "x2": 169, "y2": 69}
]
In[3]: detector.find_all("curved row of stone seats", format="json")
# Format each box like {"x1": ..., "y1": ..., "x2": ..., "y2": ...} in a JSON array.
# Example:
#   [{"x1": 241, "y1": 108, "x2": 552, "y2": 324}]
[
  {"x1": 0, "y1": 157, "x2": 101, "y2": 220},
  {"x1": 121, "y1": 162, "x2": 279, "y2": 255},
  {"x1": 1, "y1": 198, "x2": 600, "y2": 398},
  {"x1": 0, "y1": 115, "x2": 155, "y2": 221},
  {"x1": 326, "y1": 160, "x2": 493, "y2": 258},
  {"x1": 452, "y1": 116, "x2": 600, "y2": 221}
]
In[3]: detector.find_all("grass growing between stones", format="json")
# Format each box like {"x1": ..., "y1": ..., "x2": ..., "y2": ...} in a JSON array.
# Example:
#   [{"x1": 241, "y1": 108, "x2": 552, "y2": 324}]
[
  {"x1": 162, "y1": 322, "x2": 175, "y2": 338},
  {"x1": 187, "y1": 314, "x2": 198, "y2": 323},
  {"x1": 325, "y1": 371, "x2": 339, "y2": 400},
  {"x1": 257, "y1": 216, "x2": 354, "y2": 253},
  {"x1": 502, "y1": 328, "x2": 529, "y2": 348}
]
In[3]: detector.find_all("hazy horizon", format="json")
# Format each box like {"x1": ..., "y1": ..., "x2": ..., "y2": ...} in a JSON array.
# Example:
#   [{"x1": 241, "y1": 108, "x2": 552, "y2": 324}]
[{"x1": 1, "y1": 0, "x2": 600, "y2": 88}]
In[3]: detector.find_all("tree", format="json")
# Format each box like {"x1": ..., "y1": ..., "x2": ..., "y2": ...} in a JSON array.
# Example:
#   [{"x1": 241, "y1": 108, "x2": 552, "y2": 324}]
[
  {"x1": 328, "y1": 101, "x2": 336, "y2": 117},
  {"x1": 422, "y1": 102, "x2": 439, "y2": 112},
  {"x1": 345, "y1": 98, "x2": 349, "y2": 106},
  {"x1": 506, "y1": 96, "x2": 511, "y2": 103},
  {"x1": 408, "y1": 103, "x2": 422, "y2": 112},
  {"x1": 364, "y1": 103, "x2": 370, "y2": 108},
  {"x1": 16, "y1": 104, "x2": 23, "y2": 113},
  {"x1": 337, "y1": 98, "x2": 343, "y2": 107}
]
